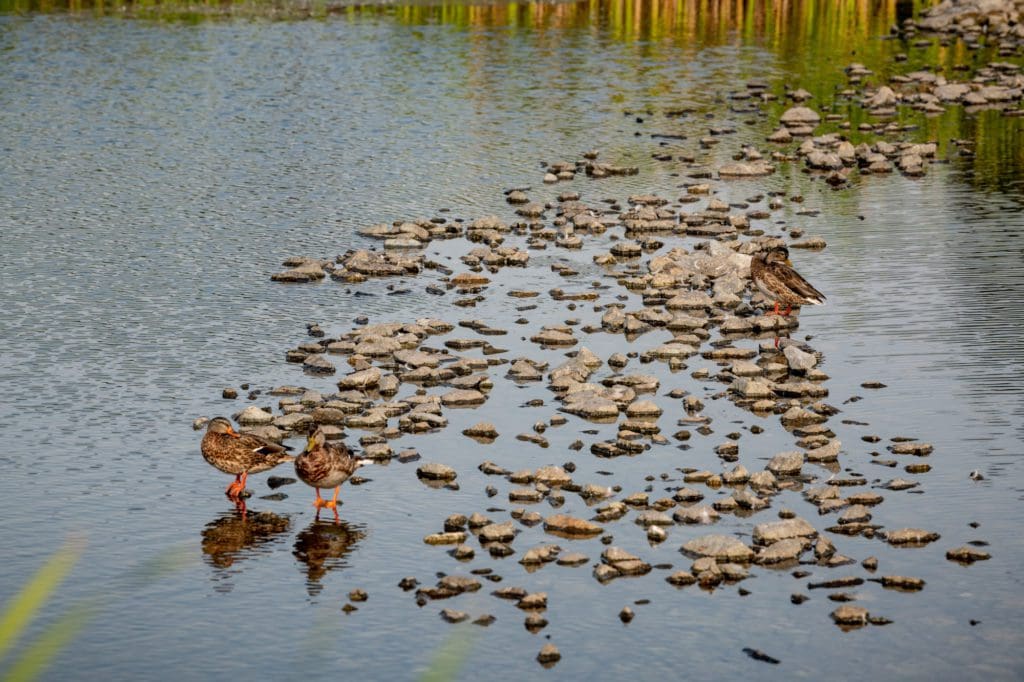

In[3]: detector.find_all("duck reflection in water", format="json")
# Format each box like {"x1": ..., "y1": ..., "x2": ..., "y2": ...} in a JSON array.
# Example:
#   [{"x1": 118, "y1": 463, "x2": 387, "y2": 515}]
[
  {"x1": 293, "y1": 519, "x2": 366, "y2": 597},
  {"x1": 201, "y1": 509, "x2": 291, "y2": 591}
]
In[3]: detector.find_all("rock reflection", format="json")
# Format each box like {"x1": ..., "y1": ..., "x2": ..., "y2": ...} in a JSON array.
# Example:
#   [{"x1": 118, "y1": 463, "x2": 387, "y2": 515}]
[
  {"x1": 200, "y1": 509, "x2": 291, "y2": 592},
  {"x1": 292, "y1": 519, "x2": 366, "y2": 597}
]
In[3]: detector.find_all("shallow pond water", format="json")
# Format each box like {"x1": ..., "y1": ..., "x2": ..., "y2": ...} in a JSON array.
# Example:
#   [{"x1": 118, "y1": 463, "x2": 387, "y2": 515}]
[{"x1": 1, "y1": 1, "x2": 1023, "y2": 679}]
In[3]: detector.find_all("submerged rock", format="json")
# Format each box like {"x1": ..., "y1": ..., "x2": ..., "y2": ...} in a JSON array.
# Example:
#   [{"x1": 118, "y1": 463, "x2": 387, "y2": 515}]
[
  {"x1": 681, "y1": 534, "x2": 754, "y2": 562},
  {"x1": 946, "y1": 546, "x2": 990, "y2": 563},
  {"x1": 886, "y1": 528, "x2": 940, "y2": 546},
  {"x1": 753, "y1": 518, "x2": 816, "y2": 545},
  {"x1": 417, "y1": 463, "x2": 457, "y2": 481},
  {"x1": 543, "y1": 514, "x2": 603, "y2": 537}
]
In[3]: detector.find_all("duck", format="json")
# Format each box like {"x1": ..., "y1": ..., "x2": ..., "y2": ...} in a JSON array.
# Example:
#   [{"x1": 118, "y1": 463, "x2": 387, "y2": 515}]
[
  {"x1": 750, "y1": 246, "x2": 826, "y2": 315},
  {"x1": 295, "y1": 427, "x2": 367, "y2": 519},
  {"x1": 201, "y1": 417, "x2": 295, "y2": 499}
]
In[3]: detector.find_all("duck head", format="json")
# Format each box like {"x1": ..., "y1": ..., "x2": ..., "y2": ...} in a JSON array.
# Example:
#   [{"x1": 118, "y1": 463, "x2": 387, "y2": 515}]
[
  {"x1": 763, "y1": 246, "x2": 791, "y2": 266},
  {"x1": 305, "y1": 427, "x2": 327, "y2": 453},
  {"x1": 207, "y1": 416, "x2": 241, "y2": 438}
]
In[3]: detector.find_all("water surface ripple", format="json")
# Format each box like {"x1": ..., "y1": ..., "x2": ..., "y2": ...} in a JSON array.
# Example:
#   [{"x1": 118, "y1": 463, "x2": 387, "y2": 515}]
[{"x1": 1, "y1": 5, "x2": 1023, "y2": 680}]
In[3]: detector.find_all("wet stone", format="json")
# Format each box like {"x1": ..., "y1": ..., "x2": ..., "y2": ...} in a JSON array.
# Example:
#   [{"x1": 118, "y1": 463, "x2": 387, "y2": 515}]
[
  {"x1": 417, "y1": 463, "x2": 457, "y2": 481},
  {"x1": 441, "y1": 609, "x2": 469, "y2": 624},
  {"x1": 518, "y1": 592, "x2": 548, "y2": 610},
  {"x1": 424, "y1": 532, "x2": 466, "y2": 545},
  {"x1": 556, "y1": 552, "x2": 589, "y2": 567},
  {"x1": 492, "y1": 586, "x2": 527, "y2": 600},
  {"x1": 510, "y1": 488, "x2": 543, "y2": 503},
  {"x1": 674, "y1": 505, "x2": 719, "y2": 525},
  {"x1": 537, "y1": 644, "x2": 561, "y2": 666},
  {"x1": 478, "y1": 521, "x2": 516, "y2": 543},
  {"x1": 753, "y1": 518, "x2": 816, "y2": 545},
  {"x1": 524, "y1": 613, "x2": 548, "y2": 632},
  {"x1": 441, "y1": 389, "x2": 487, "y2": 406},
  {"x1": 534, "y1": 466, "x2": 572, "y2": 486},
  {"x1": 463, "y1": 422, "x2": 498, "y2": 439},
  {"x1": 886, "y1": 529, "x2": 940, "y2": 546},
  {"x1": 681, "y1": 535, "x2": 754, "y2": 562},
  {"x1": 831, "y1": 606, "x2": 869, "y2": 626},
  {"x1": 234, "y1": 406, "x2": 274, "y2": 426},
  {"x1": 667, "y1": 571, "x2": 697, "y2": 587},
  {"x1": 757, "y1": 538, "x2": 806, "y2": 564},
  {"x1": 544, "y1": 514, "x2": 603, "y2": 537},
  {"x1": 634, "y1": 510, "x2": 674, "y2": 527},
  {"x1": 883, "y1": 478, "x2": 919, "y2": 491},
  {"x1": 946, "y1": 546, "x2": 991, "y2": 563},
  {"x1": 889, "y1": 442, "x2": 934, "y2": 456},
  {"x1": 875, "y1": 576, "x2": 925, "y2": 591},
  {"x1": 768, "y1": 451, "x2": 804, "y2": 476}
]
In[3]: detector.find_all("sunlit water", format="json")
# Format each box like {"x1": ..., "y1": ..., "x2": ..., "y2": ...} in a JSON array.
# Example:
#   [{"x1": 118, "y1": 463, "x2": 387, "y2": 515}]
[{"x1": 1, "y1": 3, "x2": 1022, "y2": 679}]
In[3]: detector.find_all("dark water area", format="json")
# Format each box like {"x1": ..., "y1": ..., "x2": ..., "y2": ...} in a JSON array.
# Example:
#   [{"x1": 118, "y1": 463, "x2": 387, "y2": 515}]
[{"x1": 1, "y1": 1, "x2": 1023, "y2": 679}]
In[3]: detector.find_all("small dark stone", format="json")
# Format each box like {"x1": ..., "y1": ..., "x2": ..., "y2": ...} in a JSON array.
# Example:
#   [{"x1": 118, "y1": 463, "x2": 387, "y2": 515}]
[
  {"x1": 267, "y1": 476, "x2": 296, "y2": 489},
  {"x1": 743, "y1": 648, "x2": 780, "y2": 665}
]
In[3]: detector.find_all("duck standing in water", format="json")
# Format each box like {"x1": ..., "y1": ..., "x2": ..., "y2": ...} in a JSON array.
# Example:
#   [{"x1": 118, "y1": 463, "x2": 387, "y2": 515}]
[
  {"x1": 295, "y1": 427, "x2": 367, "y2": 520},
  {"x1": 201, "y1": 417, "x2": 295, "y2": 499},
  {"x1": 750, "y1": 246, "x2": 826, "y2": 316}
]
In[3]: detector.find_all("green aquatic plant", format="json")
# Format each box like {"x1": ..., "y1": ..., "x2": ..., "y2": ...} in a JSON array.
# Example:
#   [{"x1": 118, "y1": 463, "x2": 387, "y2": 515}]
[
  {"x1": 418, "y1": 627, "x2": 478, "y2": 682},
  {"x1": 0, "y1": 539, "x2": 193, "y2": 681},
  {"x1": 0, "y1": 538, "x2": 86, "y2": 682}
]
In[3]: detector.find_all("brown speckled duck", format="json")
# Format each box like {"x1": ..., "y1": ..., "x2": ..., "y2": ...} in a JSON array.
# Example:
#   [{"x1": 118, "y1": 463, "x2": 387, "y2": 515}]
[
  {"x1": 201, "y1": 417, "x2": 295, "y2": 498},
  {"x1": 295, "y1": 428, "x2": 366, "y2": 519},
  {"x1": 751, "y1": 246, "x2": 826, "y2": 315}
]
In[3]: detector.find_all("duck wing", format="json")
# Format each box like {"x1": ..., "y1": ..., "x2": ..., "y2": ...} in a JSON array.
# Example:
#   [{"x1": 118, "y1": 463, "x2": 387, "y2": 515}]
[
  {"x1": 296, "y1": 449, "x2": 333, "y2": 483},
  {"x1": 326, "y1": 442, "x2": 360, "y2": 476},
  {"x1": 239, "y1": 432, "x2": 294, "y2": 456},
  {"x1": 768, "y1": 263, "x2": 826, "y2": 304}
]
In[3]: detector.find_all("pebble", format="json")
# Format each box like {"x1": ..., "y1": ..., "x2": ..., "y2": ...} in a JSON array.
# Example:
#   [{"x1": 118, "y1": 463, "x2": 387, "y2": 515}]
[
  {"x1": 555, "y1": 551, "x2": 589, "y2": 566},
  {"x1": 463, "y1": 422, "x2": 499, "y2": 439},
  {"x1": 752, "y1": 518, "x2": 816, "y2": 545},
  {"x1": 875, "y1": 576, "x2": 925, "y2": 591},
  {"x1": 757, "y1": 538, "x2": 806, "y2": 564},
  {"x1": 517, "y1": 592, "x2": 548, "y2": 610},
  {"x1": 885, "y1": 528, "x2": 940, "y2": 546},
  {"x1": 440, "y1": 609, "x2": 469, "y2": 624},
  {"x1": 946, "y1": 546, "x2": 991, "y2": 563},
  {"x1": 681, "y1": 534, "x2": 754, "y2": 562},
  {"x1": 424, "y1": 532, "x2": 466, "y2": 545},
  {"x1": 478, "y1": 521, "x2": 516, "y2": 543},
  {"x1": 830, "y1": 605, "x2": 869, "y2": 626},
  {"x1": 536, "y1": 644, "x2": 561, "y2": 666},
  {"x1": 416, "y1": 463, "x2": 457, "y2": 481}
]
